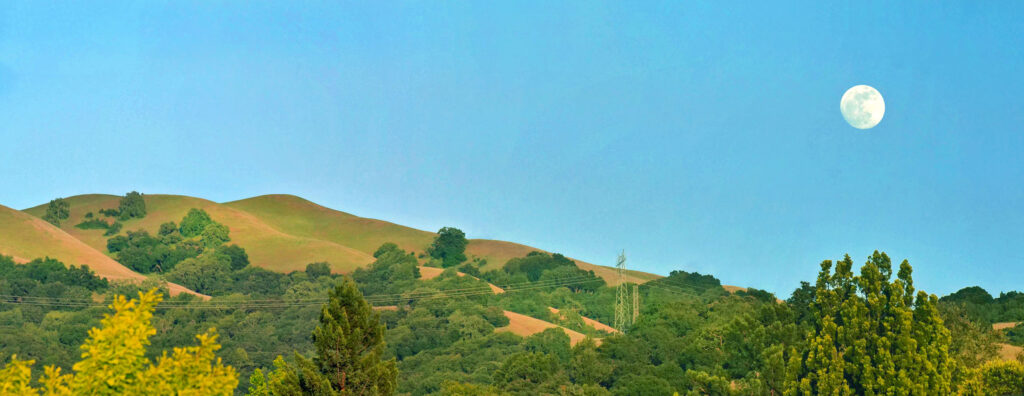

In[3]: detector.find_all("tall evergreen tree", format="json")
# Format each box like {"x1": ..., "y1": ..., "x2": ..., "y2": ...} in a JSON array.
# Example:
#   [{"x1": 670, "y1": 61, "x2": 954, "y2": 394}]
[
  {"x1": 784, "y1": 251, "x2": 955, "y2": 395},
  {"x1": 257, "y1": 277, "x2": 397, "y2": 395}
]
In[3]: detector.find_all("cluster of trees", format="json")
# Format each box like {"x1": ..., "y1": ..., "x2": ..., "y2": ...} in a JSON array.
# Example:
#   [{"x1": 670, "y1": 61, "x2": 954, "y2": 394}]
[
  {"x1": 104, "y1": 208, "x2": 242, "y2": 276},
  {"x1": 1, "y1": 289, "x2": 237, "y2": 394},
  {"x1": 248, "y1": 278, "x2": 398, "y2": 394},
  {"x1": 941, "y1": 286, "x2": 1024, "y2": 325},
  {"x1": 92, "y1": 191, "x2": 148, "y2": 222},
  {"x1": 42, "y1": 198, "x2": 69, "y2": 226},
  {"x1": 5, "y1": 243, "x2": 1024, "y2": 394}
]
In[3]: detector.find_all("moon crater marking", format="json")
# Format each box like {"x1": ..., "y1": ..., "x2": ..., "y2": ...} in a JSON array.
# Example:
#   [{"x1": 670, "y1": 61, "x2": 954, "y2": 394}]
[{"x1": 840, "y1": 85, "x2": 885, "y2": 129}]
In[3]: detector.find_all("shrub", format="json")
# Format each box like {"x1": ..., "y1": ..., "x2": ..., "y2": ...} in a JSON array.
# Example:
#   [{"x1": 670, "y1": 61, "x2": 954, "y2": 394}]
[
  {"x1": 103, "y1": 222, "x2": 123, "y2": 236},
  {"x1": 75, "y1": 219, "x2": 110, "y2": 230}
]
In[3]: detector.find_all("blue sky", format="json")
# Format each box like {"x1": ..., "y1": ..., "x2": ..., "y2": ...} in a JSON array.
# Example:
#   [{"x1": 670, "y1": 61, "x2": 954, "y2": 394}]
[{"x1": 2, "y1": 2, "x2": 1022, "y2": 297}]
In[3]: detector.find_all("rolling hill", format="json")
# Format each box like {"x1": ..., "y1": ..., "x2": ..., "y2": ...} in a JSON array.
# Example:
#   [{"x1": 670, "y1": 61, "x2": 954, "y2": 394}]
[
  {"x1": 24, "y1": 194, "x2": 374, "y2": 274},
  {"x1": 23, "y1": 193, "x2": 662, "y2": 284},
  {"x1": 0, "y1": 203, "x2": 204, "y2": 298}
]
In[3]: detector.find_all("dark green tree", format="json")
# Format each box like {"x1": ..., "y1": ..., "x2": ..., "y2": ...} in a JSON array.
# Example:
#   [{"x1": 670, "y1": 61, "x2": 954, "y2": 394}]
[
  {"x1": 158, "y1": 221, "x2": 178, "y2": 236},
  {"x1": 117, "y1": 191, "x2": 147, "y2": 220},
  {"x1": 263, "y1": 278, "x2": 398, "y2": 395},
  {"x1": 428, "y1": 227, "x2": 468, "y2": 268},
  {"x1": 42, "y1": 198, "x2": 70, "y2": 226},
  {"x1": 306, "y1": 262, "x2": 332, "y2": 278},
  {"x1": 165, "y1": 253, "x2": 233, "y2": 295},
  {"x1": 218, "y1": 244, "x2": 250, "y2": 271}
]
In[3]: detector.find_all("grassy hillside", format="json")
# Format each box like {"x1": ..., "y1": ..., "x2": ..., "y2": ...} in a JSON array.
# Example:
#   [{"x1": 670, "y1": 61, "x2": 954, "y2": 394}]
[
  {"x1": 23, "y1": 193, "x2": 662, "y2": 284},
  {"x1": 224, "y1": 194, "x2": 434, "y2": 258},
  {"x1": 1, "y1": 203, "x2": 202, "y2": 297},
  {"x1": 224, "y1": 194, "x2": 661, "y2": 285},
  {"x1": 25, "y1": 194, "x2": 373, "y2": 273}
]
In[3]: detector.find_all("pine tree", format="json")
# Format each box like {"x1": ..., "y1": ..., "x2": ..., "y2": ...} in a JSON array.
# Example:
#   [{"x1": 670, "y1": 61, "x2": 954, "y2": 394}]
[
  {"x1": 262, "y1": 277, "x2": 398, "y2": 395},
  {"x1": 784, "y1": 251, "x2": 955, "y2": 395}
]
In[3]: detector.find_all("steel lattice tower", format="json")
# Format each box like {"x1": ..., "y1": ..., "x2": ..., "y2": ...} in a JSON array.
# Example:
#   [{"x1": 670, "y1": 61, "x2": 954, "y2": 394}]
[
  {"x1": 613, "y1": 250, "x2": 629, "y2": 333},
  {"x1": 632, "y1": 283, "x2": 639, "y2": 324}
]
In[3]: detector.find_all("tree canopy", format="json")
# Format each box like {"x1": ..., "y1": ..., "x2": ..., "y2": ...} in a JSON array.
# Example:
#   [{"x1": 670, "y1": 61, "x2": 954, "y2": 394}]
[
  {"x1": 251, "y1": 278, "x2": 398, "y2": 395},
  {"x1": 116, "y1": 191, "x2": 147, "y2": 221},
  {"x1": 428, "y1": 227, "x2": 468, "y2": 268},
  {"x1": 42, "y1": 198, "x2": 70, "y2": 227},
  {"x1": 783, "y1": 252, "x2": 955, "y2": 395},
  {"x1": 0, "y1": 289, "x2": 237, "y2": 395}
]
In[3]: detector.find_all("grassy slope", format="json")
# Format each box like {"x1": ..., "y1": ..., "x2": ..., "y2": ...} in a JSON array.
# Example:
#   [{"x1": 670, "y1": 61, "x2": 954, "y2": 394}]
[
  {"x1": 496, "y1": 310, "x2": 589, "y2": 347},
  {"x1": 224, "y1": 195, "x2": 434, "y2": 258},
  {"x1": 223, "y1": 194, "x2": 661, "y2": 285},
  {"x1": 1, "y1": 203, "x2": 203, "y2": 298},
  {"x1": 26, "y1": 194, "x2": 373, "y2": 273},
  {"x1": 24, "y1": 193, "x2": 662, "y2": 284}
]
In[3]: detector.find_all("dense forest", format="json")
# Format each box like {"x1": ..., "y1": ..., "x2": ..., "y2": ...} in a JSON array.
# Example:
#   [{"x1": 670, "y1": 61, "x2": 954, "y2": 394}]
[{"x1": 3, "y1": 202, "x2": 1024, "y2": 394}]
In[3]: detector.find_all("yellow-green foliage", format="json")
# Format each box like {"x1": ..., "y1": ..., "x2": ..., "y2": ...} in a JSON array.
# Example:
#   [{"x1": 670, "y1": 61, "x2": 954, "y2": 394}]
[
  {"x1": 958, "y1": 360, "x2": 1024, "y2": 396},
  {"x1": 0, "y1": 289, "x2": 237, "y2": 395},
  {"x1": 784, "y1": 252, "x2": 956, "y2": 395}
]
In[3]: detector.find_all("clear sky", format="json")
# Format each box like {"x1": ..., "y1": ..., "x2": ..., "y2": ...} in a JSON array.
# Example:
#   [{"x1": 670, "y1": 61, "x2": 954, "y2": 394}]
[{"x1": 2, "y1": 2, "x2": 1022, "y2": 297}]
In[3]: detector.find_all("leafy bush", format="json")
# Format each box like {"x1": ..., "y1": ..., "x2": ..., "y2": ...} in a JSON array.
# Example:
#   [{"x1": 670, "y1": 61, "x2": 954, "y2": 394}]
[
  {"x1": 103, "y1": 221, "x2": 123, "y2": 236},
  {"x1": 75, "y1": 219, "x2": 110, "y2": 230},
  {"x1": 305, "y1": 262, "x2": 331, "y2": 278},
  {"x1": 98, "y1": 208, "x2": 120, "y2": 217}
]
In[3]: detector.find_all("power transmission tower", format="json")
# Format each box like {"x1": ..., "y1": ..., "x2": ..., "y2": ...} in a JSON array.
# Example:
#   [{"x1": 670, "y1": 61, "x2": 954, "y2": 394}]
[
  {"x1": 614, "y1": 250, "x2": 629, "y2": 333},
  {"x1": 632, "y1": 283, "x2": 639, "y2": 324}
]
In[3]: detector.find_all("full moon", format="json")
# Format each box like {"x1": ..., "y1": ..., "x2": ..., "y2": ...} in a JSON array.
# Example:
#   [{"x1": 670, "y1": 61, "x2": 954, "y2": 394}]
[{"x1": 840, "y1": 85, "x2": 885, "y2": 129}]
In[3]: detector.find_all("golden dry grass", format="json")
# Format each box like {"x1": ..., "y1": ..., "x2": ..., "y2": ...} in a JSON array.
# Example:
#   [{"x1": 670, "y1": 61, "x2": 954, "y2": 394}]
[
  {"x1": 997, "y1": 343, "x2": 1023, "y2": 361},
  {"x1": 495, "y1": 310, "x2": 592, "y2": 346},
  {"x1": 722, "y1": 285, "x2": 747, "y2": 293},
  {"x1": 224, "y1": 194, "x2": 434, "y2": 257},
  {"x1": 417, "y1": 266, "x2": 504, "y2": 293},
  {"x1": 418, "y1": 266, "x2": 446, "y2": 280},
  {"x1": 2, "y1": 203, "x2": 204, "y2": 298},
  {"x1": 993, "y1": 322, "x2": 1021, "y2": 331},
  {"x1": 548, "y1": 307, "x2": 618, "y2": 334}
]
